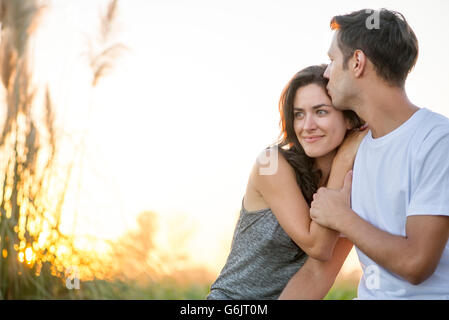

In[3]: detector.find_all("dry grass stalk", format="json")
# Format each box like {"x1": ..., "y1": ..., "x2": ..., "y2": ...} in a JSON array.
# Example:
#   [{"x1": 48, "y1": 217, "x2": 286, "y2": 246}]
[
  {"x1": 0, "y1": 0, "x2": 99, "y2": 299},
  {"x1": 87, "y1": 0, "x2": 127, "y2": 87}
]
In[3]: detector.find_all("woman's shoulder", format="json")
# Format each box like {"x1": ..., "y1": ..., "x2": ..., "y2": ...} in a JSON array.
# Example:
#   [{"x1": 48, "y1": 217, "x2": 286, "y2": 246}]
[
  {"x1": 245, "y1": 147, "x2": 303, "y2": 210},
  {"x1": 252, "y1": 146, "x2": 295, "y2": 181}
]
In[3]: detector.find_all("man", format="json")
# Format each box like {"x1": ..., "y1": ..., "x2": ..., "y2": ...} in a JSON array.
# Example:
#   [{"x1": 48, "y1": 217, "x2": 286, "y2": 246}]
[{"x1": 280, "y1": 9, "x2": 449, "y2": 299}]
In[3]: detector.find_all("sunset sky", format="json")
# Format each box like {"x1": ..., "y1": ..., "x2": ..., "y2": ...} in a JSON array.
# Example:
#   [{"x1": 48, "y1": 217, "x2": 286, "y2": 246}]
[{"x1": 31, "y1": 0, "x2": 449, "y2": 275}]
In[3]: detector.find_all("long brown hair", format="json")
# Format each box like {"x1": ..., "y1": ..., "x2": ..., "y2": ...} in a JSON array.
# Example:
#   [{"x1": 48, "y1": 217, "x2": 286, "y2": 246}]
[{"x1": 276, "y1": 64, "x2": 364, "y2": 205}]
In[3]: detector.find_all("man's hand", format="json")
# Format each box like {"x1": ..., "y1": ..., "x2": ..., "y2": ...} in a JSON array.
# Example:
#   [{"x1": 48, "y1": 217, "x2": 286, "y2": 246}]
[{"x1": 310, "y1": 170, "x2": 353, "y2": 231}]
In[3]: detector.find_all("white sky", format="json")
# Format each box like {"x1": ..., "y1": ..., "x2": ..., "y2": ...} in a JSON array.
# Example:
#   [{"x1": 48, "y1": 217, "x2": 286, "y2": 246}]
[{"x1": 32, "y1": 0, "x2": 449, "y2": 274}]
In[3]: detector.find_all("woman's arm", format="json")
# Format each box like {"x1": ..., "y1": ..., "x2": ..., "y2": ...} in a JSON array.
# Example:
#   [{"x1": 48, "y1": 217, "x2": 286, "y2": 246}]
[
  {"x1": 252, "y1": 150, "x2": 336, "y2": 261},
  {"x1": 328, "y1": 128, "x2": 369, "y2": 191},
  {"x1": 253, "y1": 130, "x2": 366, "y2": 261},
  {"x1": 278, "y1": 237, "x2": 354, "y2": 299}
]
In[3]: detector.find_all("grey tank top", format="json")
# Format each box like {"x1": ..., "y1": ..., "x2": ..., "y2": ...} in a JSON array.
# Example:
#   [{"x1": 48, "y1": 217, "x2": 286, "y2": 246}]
[{"x1": 207, "y1": 198, "x2": 308, "y2": 300}]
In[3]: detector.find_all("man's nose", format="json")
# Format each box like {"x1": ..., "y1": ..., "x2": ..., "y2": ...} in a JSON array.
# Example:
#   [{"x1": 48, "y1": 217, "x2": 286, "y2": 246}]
[{"x1": 323, "y1": 65, "x2": 330, "y2": 79}]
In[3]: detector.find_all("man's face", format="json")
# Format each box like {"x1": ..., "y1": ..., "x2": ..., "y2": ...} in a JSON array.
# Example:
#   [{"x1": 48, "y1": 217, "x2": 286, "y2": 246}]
[{"x1": 323, "y1": 32, "x2": 354, "y2": 110}]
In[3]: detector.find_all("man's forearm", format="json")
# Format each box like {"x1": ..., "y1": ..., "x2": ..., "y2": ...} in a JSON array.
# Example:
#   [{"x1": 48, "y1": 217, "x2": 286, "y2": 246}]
[{"x1": 336, "y1": 209, "x2": 416, "y2": 283}]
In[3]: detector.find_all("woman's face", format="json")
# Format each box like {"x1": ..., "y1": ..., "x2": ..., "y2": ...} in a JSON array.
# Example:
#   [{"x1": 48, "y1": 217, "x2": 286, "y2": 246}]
[{"x1": 293, "y1": 83, "x2": 350, "y2": 158}]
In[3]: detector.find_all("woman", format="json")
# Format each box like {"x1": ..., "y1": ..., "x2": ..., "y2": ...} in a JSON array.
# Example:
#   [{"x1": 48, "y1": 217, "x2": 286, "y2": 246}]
[{"x1": 207, "y1": 65, "x2": 366, "y2": 300}]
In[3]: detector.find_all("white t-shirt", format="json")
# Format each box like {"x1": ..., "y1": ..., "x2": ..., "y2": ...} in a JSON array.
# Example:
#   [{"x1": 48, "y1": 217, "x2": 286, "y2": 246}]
[{"x1": 352, "y1": 108, "x2": 449, "y2": 299}]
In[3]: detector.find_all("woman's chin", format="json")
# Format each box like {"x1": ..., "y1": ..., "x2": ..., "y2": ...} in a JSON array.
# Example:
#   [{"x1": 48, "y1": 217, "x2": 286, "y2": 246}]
[
  {"x1": 304, "y1": 150, "x2": 321, "y2": 158},
  {"x1": 304, "y1": 149, "x2": 334, "y2": 159}
]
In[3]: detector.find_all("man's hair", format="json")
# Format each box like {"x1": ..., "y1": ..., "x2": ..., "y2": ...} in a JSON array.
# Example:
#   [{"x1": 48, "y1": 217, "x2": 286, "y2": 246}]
[{"x1": 331, "y1": 9, "x2": 418, "y2": 87}]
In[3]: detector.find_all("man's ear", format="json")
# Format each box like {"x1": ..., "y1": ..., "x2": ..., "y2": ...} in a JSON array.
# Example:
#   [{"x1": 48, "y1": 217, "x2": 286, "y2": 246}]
[{"x1": 352, "y1": 49, "x2": 366, "y2": 78}]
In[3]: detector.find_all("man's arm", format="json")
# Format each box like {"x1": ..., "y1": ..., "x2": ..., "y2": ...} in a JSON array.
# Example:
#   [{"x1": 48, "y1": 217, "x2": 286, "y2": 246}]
[
  {"x1": 279, "y1": 237, "x2": 353, "y2": 299},
  {"x1": 333, "y1": 211, "x2": 449, "y2": 285},
  {"x1": 310, "y1": 173, "x2": 449, "y2": 285}
]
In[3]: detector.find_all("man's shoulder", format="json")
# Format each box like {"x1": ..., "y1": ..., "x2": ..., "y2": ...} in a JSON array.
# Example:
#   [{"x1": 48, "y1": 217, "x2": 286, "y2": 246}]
[
  {"x1": 409, "y1": 108, "x2": 449, "y2": 146},
  {"x1": 421, "y1": 109, "x2": 449, "y2": 139},
  {"x1": 419, "y1": 108, "x2": 449, "y2": 130},
  {"x1": 404, "y1": 109, "x2": 449, "y2": 166}
]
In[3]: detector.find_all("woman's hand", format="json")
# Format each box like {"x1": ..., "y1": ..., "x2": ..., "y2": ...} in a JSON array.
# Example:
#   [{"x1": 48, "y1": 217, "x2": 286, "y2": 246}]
[{"x1": 334, "y1": 125, "x2": 369, "y2": 165}]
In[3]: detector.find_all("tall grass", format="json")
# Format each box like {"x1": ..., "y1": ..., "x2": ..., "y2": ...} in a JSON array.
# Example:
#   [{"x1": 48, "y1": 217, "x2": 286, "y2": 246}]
[
  {"x1": 0, "y1": 0, "x2": 214, "y2": 300},
  {"x1": 0, "y1": 0, "x2": 125, "y2": 299},
  {"x1": 0, "y1": 0, "x2": 62, "y2": 299}
]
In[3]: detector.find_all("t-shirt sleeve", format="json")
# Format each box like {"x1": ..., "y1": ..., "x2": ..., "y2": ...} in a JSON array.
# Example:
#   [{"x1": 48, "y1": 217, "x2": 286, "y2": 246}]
[{"x1": 407, "y1": 129, "x2": 449, "y2": 217}]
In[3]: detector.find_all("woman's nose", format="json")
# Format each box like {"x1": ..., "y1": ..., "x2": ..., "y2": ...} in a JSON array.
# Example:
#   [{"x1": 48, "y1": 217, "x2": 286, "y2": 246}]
[{"x1": 303, "y1": 114, "x2": 317, "y2": 131}]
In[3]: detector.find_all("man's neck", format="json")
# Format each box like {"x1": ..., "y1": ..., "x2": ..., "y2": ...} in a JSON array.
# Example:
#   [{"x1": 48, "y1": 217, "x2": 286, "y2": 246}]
[{"x1": 353, "y1": 86, "x2": 419, "y2": 139}]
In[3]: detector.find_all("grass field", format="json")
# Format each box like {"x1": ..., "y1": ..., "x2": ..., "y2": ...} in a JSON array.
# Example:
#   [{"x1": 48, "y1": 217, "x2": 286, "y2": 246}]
[
  {"x1": 58, "y1": 277, "x2": 357, "y2": 300},
  {"x1": 324, "y1": 284, "x2": 358, "y2": 300}
]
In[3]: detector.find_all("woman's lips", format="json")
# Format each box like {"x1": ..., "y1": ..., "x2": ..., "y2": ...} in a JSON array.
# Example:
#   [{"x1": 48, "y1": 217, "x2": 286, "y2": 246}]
[{"x1": 303, "y1": 136, "x2": 324, "y2": 143}]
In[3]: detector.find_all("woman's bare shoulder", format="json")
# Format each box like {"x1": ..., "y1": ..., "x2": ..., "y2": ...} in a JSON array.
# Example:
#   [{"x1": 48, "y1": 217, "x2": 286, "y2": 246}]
[
  {"x1": 245, "y1": 147, "x2": 297, "y2": 210},
  {"x1": 250, "y1": 147, "x2": 297, "y2": 190}
]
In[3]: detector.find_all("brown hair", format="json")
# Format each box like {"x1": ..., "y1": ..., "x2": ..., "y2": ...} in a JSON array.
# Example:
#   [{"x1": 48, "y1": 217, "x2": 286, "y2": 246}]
[
  {"x1": 331, "y1": 9, "x2": 418, "y2": 87},
  {"x1": 276, "y1": 64, "x2": 364, "y2": 205}
]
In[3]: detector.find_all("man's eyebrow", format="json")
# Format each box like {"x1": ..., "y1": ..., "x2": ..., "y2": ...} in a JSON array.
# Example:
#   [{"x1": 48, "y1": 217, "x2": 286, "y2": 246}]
[{"x1": 293, "y1": 104, "x2": 332, "y2": 111}]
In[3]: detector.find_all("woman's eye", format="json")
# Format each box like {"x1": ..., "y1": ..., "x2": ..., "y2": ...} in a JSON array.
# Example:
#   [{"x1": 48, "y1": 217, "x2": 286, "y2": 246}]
[
  {"x1": 317, "y1": 110, "x2": 327, "y2": 115},
  {"x1": 294, "y1": 112, "x2": 304, "y2": 118}
]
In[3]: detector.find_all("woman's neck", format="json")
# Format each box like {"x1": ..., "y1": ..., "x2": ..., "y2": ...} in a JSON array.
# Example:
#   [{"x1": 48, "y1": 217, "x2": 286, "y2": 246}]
[{"x1": 315, "y1": 150, "x2": 336, "y2": 188}]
